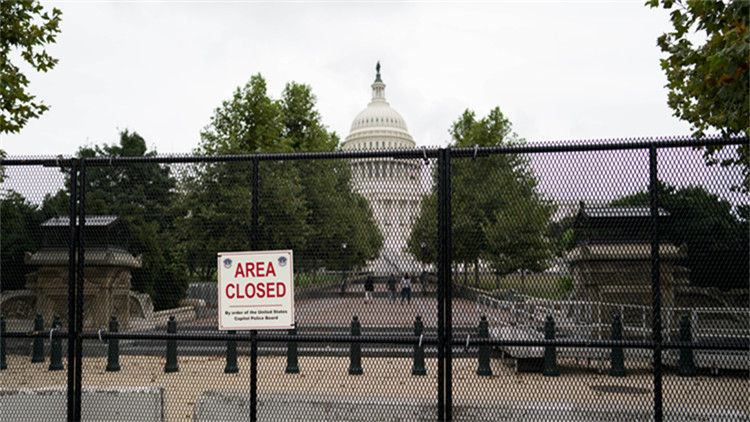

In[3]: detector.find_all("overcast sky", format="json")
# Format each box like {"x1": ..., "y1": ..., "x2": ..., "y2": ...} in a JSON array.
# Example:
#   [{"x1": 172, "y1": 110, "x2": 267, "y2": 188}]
[
  {"x1": 2, "y1": 0, "x2": 700, "y2": 157},
  {"x1": 3, "y1": 1, "x2": 746, "y2": 208}
]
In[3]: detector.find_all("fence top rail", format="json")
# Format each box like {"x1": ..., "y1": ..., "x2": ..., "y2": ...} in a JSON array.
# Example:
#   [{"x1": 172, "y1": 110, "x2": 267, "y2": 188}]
[
  {"x1": 451, "y1": 134, "x2": 746, "y2": 157},
  {"x1": 2, "y1": 135, "x2": 745, "y2": 166},
  {"x1": 480, "y1": 293, "x2": 654, "y2": 311},
  {"x1": 478, "y1": 294, "x2": 750, "y2": 326}
]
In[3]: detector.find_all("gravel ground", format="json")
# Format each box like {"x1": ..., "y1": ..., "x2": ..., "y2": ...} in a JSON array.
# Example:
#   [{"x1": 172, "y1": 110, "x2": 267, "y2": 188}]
[{"x1": 2, "y1": 354, "x2": 747, "y2": 421}]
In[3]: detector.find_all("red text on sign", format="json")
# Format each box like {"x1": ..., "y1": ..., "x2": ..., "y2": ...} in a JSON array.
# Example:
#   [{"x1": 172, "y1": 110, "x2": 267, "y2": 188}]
[
  {"x1": 235, "y1": 261, "x2": 277, "y2": 278},
  {"x1": 225, "y1": 282, "x2": 286, "y2": 299}
]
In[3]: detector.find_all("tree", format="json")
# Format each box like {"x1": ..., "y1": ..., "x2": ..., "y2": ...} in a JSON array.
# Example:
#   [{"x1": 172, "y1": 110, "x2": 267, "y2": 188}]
[
  {"x1": 612, "y1": 183, "x2": 748, "y2": 290},
  {"x1": 181, "y1": 74, "x2": 382, "y2": 281},
  {"x1": 0, "y1": 191, "x2": 46, "y2": 291},
  {"x1": 546, "y1": 214, "x2": 576, "y2": 256},
  {"x1": 44, "y1": 130, "x2": 188, "y2": 310},
  {"x1": 1, "y1": 0, "x2": 62, "y2": 134},
  {"x1": 407, "y1": 108, "x2": 555, "y2": 284},
  {"x1": 647, "y1": 0, "x2": 749, "y2": 191}
]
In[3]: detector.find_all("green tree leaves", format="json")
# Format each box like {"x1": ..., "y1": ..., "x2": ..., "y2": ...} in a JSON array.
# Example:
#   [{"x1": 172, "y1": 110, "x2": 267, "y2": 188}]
[
  {"x1": 0, "y1": 191, "x2": 46, "y2": 291},
  {"x1": 612, "y1": 182, "x2": 748, "y2": 289},
  {"x1": 73, "y1": 131, "x2": 187, "y2": 310},
  {"x1": 647, "y1": 0, "x2": 749, "y2": 191},
  {"x1": 184, "y1": 74, "x2": 382, "y2": 279},
  {"x1": 407, "y1": 107, "x2": 554, "y2": 278},
  {"x1": 0, "y1": 0, "x2": 62, "y2": 134}
]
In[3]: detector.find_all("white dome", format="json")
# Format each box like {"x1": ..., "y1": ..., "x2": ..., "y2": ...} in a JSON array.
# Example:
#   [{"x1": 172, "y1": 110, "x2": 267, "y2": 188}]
[
  {"x1": 350, "y1": 101, "x2": 408, "y2": 133},
  {"x1": 343, "y1": 63, "x2": 415, "y2": 149}
]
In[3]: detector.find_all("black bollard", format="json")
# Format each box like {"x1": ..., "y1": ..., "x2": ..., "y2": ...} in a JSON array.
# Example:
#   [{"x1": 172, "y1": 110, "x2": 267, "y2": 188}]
[
  {"x1": 1, "y1": 315, "x2": 7, "y2": 370},
  {"x1": 476, "y1": 315, "x2": 492, "y2": 376},
  {"x1": 678, "y1": 315, "x2": 696, "y2": 377},
  {"x1": 49, "y1": 315, "x2": 63, "y2": 371},
  {"x1": 348, "y1": 316, "x2": 362, "y2": 375},
  {"x1": 412, "y1": 316, "x2": 426, "y2": 376},
  {"x1": 225, "y1": 330, "x2": 239, "y2": 374},
  {"x1": 285, "y1": 327, "x2": 300, "y2": 374},
  {"x1": 164, "y1": 316, "x2": 179, "y2": 373},
  {"x1": 106, "y1": 315, "x2": 121, "y2": 372},
  {"x1": 31, "y1": 313, "x2": 45, "y2": 363},
  {"x1": 610, "y1": 314, "x2": 626, "y2": 377},
  {"x1": 542, "y1": 315, "x2": 559, "y2": 377}
]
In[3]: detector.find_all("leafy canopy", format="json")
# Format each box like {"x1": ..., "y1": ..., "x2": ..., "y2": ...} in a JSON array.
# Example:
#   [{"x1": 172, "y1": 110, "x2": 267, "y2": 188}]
[
  {"x1": 647, "y1": 0, "x2": 749, "y2": 191},
  {"x1": 612, "y1": 182, "x2": 748, "y2": 290},
  {"x1": 407, "y1": 107, "x2": 554, "y2": 278},
  {"x1": 0, "y1": 191, "x2": 47, "y2": 291},
  {"x1": 0, "y1": 0, "x2": 62, "y2": 134},
  {"x1": 183, "y1": 74, "x2": 382, "y2": 280},
  {"x1": 42, "y1": 130, "x2": 188, "y2": 310}
]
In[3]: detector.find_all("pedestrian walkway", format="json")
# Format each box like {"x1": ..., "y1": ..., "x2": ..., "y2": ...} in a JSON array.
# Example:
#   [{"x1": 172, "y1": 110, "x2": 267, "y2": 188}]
[{"x1": 294, "y1": 294, "x2": 479, "y2": 328}]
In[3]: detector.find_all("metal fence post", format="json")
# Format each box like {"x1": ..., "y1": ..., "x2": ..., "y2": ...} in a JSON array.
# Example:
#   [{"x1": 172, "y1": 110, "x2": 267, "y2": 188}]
[
  {"x1": 31, "y1": 313, "x2": 45, "y2": 363},
  {"x1": 650, "y1": 145, "x2": 663, "y2": 422},
  {"x1": 285, "y1": 327, "x2": 300, "y2": 374},
  {"x1": 74, "y1": 158, "x2": 87, "y2": 422},
  {"x1": 49, "y1": 315, "x2": 64, "y2": 371},
  {"x1": 678, "y1": 315, "x2": 696, "y2": 377},
  {"x1": 250, "y1": 158, "x2": 259, "y2": 422},
  {"x1": 1, "y1": 315, "x2": 8, "y2": 370},
  {"x1": 610, "y1": 314, "x2": 626, "y2": 377},
  {"x1": 164, "y1": 316, "x2": 179, "y2": 373},
  {"x1": 250, "y1": 329, "x2": 257, "y2": 422},
  {"x1": 106, "y1": 315, "x2": 120, "y2": 372},
  {"x1": 476, "y1": 316, "x2": 492, "y2": 376},
  {"x1": 348, "y1": 316, "x2": 363, "y2": 375},
  {"x1": 67, "y1": 158, "x2": 78, "y2": 422},
  {"x1": 225, "y1": 330, "x2": 238, "y2": 374},
  {"x1": 412, "y1": 316, "x2": 426, "y2": 376},
  {"x1": 543, "y1": 315, "x2": 559, "y2": 377},
  {"x1": 252, "y1": 157, "x2": 259, "y2": 252},
  {"x1": 437, "y1": 148, "x2": 453, "y2": 421}
]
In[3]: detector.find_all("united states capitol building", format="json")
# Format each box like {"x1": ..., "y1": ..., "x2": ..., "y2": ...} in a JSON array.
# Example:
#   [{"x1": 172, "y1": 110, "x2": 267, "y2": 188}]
[
  {"x1": 338, "y1": 64, "x2": 595, "y2": 275},
  {"x1": 341, "y1": 63, "x2": 426, "y2": 275}
]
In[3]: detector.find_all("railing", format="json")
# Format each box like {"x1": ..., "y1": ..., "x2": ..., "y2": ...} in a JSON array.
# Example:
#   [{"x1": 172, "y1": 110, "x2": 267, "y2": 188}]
[
  {"x1": 477, "y1": 293, "x2": 654, "y2": 340},
  {"x1": 477, "y1": 293, "x2": 750, "y2": 364}
]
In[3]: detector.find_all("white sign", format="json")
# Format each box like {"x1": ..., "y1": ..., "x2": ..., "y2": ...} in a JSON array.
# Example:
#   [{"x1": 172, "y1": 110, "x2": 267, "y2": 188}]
[{"x1": 217, "y1": 250, "x2": 294, "y2": 330}]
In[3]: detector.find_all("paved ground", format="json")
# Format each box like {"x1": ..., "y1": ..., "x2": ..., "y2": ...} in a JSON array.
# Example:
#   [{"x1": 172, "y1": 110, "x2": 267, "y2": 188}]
[
  {"x1": 192, "y1": 283, "x2": 479, "y2": 329},
  {"x1": 293, "y1": 293, "x2": 479, "y2": 328},
  {"x1": 2, "y1": 354, "x2": 747, "y2": 421},
  {"x1": 4, "y1": 293, "x2": 747, "y2": 420}
]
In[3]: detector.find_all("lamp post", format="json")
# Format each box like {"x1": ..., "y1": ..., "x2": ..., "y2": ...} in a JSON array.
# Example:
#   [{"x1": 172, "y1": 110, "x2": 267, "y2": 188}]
[
  {"x1": 340, "y1": 242, "x2": 348, "y2": 294},
  {"x1": 420, "y1": 241, "x2": 427, "y2": 296}
]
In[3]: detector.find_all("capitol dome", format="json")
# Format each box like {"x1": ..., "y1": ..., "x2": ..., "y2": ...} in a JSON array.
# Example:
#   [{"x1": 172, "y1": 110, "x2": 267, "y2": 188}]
[
  {"x1": 343, "y1": 62, "x2": 423, "y2": 275},
  {"x1": 343, "y1": 62, "x2": 415, "y2": 150},
  {"x1": 349, "y1": 102, "x2": 409, "y2": 133}
]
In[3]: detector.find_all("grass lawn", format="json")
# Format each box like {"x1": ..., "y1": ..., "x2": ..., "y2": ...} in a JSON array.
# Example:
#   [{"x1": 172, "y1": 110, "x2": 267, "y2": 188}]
[{"x1": 454, "y1": 272, "x2": 572, "y2": 300}]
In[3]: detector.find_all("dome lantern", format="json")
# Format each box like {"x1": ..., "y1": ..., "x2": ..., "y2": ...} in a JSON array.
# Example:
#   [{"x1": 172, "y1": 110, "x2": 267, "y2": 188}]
[
  {"x1": 344, "y1": 61, "x2": 415, "y2": 142},
  {"x1": 371, "y1": 61, "x2": 386, "y2": 103}
]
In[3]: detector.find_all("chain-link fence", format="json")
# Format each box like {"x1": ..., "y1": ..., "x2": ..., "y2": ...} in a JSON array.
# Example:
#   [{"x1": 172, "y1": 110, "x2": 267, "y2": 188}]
[{"x1": 1, "y1": 136, "x2": 748, "y2": 421}]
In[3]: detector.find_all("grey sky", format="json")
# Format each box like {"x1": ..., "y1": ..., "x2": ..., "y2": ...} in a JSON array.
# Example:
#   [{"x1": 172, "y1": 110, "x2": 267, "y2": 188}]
[
  {"x1": 2, "y1": 1, "x2": 746, "y2": 209},
  {"x1": 2, "y1": 1, "x2": 697, "y2": 156}
]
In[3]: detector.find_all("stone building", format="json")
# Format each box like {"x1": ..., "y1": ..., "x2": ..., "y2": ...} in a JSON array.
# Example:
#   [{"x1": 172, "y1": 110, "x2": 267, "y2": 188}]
[{"x1": 341, "y1": 63, "x2": 425, "y2": 274}]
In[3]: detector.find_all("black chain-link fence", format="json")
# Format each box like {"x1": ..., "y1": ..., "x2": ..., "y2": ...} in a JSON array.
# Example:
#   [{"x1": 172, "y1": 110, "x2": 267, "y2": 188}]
[{"x1": 1, "y1": 136, "x2": 748, "y2": 421}]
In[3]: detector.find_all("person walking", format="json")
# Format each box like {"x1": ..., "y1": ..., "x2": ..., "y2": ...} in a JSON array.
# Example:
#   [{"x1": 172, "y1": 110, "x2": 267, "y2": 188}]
[
  {"x1": 364, "y1": 276, "x2": 374, "y2": 303},
  {"x1": 400, "y1": 274, "x2": 412, "y2": 305},
  {"x1": 387, "y1": 274, "x2": 397, "y2": 302}
]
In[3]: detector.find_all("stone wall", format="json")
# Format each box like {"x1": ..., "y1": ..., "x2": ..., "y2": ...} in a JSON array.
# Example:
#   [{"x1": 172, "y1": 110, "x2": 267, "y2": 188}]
[{"x1": 566, "y1": 243, "x2": 688, "y2": 309}]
